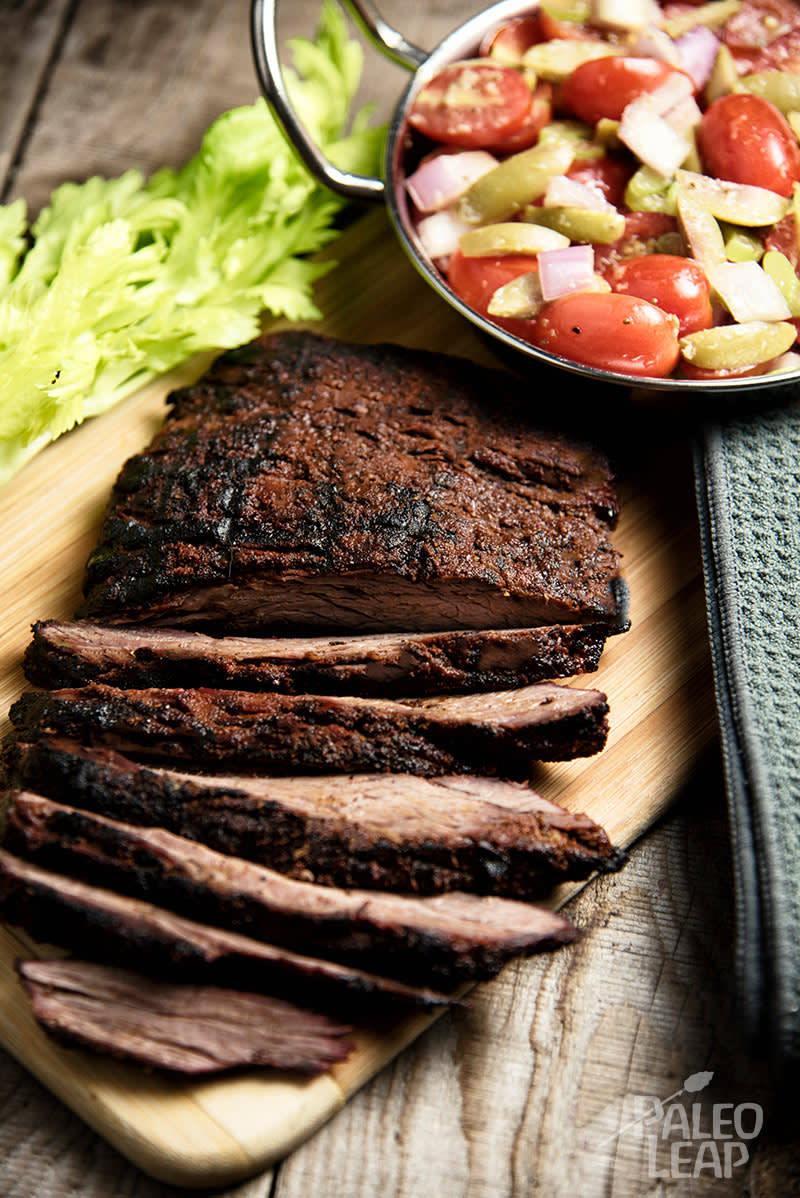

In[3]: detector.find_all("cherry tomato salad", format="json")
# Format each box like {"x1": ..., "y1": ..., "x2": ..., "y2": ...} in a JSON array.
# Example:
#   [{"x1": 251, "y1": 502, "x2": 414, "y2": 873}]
[{"x1": 403, "y1": 0, "x2": 800, "y2": 381}]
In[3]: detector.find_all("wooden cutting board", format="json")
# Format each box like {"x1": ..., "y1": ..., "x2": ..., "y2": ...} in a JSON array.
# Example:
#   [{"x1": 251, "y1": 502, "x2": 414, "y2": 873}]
[{"x1": 0, "y1": 209, "x2": 717, "y2": 1188}]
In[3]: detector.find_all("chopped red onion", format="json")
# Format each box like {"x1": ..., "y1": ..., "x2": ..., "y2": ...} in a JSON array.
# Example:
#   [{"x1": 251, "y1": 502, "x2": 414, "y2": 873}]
[
  {"x1": 631, "y1": 25, "x2": 681, "y2": 66},
  {"x1": 643, "y1": 72, "x2": 695, "y2": 116},
  {"x1": 538, "y1": 245, "x2": 596, "y2": 301},
  {"x1": 675, "y1": 26, "x2": 720, "y2": 90},
  {"x1": 416, "y1": 209, "x2": 472, "y2": 260},
  {"x1": 406, "y1": 152, "x2": 498, "y2": 214},
  {"x1": 664, "y1": 95, "x2": 702, "y2": 135},
  {"x1": 544, "y1": 174, "x2": 616, "y2": 212},
  {"x1": 619, "y1": 98, "x2": 692, "y2": 178},
  {"x1": 769, "y1": 350, "x2": 800, "y2": 373}
]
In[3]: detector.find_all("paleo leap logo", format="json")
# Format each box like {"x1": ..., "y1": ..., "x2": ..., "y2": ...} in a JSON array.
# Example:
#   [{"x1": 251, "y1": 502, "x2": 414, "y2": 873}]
[{"x1": 598, "y1": 1071, "x2": 764, "y2": 1180}]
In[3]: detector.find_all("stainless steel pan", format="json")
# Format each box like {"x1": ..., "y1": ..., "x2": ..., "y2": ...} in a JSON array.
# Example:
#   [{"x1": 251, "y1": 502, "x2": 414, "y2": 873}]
[{"x1": 251, "y1": 0, "x2": 800, "y2": 394}]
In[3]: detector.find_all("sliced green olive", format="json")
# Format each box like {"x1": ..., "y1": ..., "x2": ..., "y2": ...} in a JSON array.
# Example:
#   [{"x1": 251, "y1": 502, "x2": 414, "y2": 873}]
[
  {"x1": 722, "y1": 225, "x2": 763, "y2": 263},
  {"x1": 662, "y1": 0, "x2": 740, "y2": 39},
  {"x1": 705, "y1": 44, "x2": 740, "y2": 104},
  {"x1": 459, "y1": 223, "x2": 570, "y2": 256},
  {"x1": 487, "y1": 271, "x2": 544, "y2": 318},
  {"x1": 625, "y1": 166, "x2": 677, "y2": 215},
  {"x1": 522, "y1": 39, "x2": 617, "y2": 82},
  {"x1": 522, "y1": 205, "x2": 625, "y2": 243},
  {"x1": 675, "y1": 170, "x2": 790, "y2": 227},
  {"x1": 739, "y1": 71, "x2": 800, "y2": 114},
  {"x1": 680, "y1": 321, "x2": 796, "y2": 370},
  {"x1": 763, "y1": 250, "x2": 800, "y2": 316},
  {"x1": 458, "y1": 142, "x2": 574, "y2": 225}
]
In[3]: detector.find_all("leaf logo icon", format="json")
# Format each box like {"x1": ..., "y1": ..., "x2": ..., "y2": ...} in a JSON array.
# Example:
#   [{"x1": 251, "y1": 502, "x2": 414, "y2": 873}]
[{"x1": 683, "y1": 1071, "x2": 714, "y2": 1093}]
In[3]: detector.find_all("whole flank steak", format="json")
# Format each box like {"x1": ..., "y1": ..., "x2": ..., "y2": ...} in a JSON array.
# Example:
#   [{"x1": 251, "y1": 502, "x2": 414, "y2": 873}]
[
  {"x1": 5, "y1": 739, "x2": 623, "y2": 899},
  {"x1": 79, "y1": 332, "x2": 625, "y2": 633},
  {"x1": 9, "y1": 682, "x2": 609, "y2": 775}
]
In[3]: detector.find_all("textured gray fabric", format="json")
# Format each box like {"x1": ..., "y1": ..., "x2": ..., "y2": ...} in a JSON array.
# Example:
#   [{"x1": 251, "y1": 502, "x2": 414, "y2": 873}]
[{"x1": 694, "y1": 393, "x2": 800, "y2": 1072}]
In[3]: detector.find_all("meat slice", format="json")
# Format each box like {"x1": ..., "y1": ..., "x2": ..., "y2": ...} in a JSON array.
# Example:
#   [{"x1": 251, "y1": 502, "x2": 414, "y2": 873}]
[
  {"x1": 8, "y1": 682, "x2": 609, "y2": 774},
  {"x1": 79, "y1": 332, "x2": 624, "y2": 633},
  {"x1": 5, "y1": 793, "x2": 577, "y2": 986},
  {"x1": 18, "y1": 960, "x2": 353, "y2": 1076},
  {"x1": 0, "y1": 851, "x2": 454, "y2": 1014},
  {"x1": 23, "y1": 620, "x2": 608, "y2": 695},
  {"x1": 4, "y1": 740, "x2": 624, "y2": 898}
]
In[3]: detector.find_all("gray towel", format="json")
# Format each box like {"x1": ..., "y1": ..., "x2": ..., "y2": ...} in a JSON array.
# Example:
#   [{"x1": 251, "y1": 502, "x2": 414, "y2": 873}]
[{"x1": 694, "y1": 393, "x2": 800, "y2": 1072}]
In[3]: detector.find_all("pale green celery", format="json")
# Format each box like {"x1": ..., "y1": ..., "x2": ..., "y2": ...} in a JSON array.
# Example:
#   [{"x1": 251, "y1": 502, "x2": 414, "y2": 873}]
[
  {"x1": 522, "y1": 39, "x2": 616, "y2": 82},
  {"x1": 458, "y1": 142, "x2": 574, "y2": 225},
  {"x1": 722, "y1": 225, "x2": 763, "y2": 263},
  {"x1": 0, "y1": 0, "x2": 384, "y2": 486},
  {"x1": 625, "y1": 166, "x2": 677, "y2": 215},
  {"x1": 704, "y1": 44, "x2": 739, "y2": 103},
  {"x1": 662, "y1": 0, "x2": 740, "y2": 39},
  {"x1": 763, "y1": 250, "x2": 800, "y2": 316},
  {"x1": 540, "y1": 0, "x2": 590, "y2": 22}
]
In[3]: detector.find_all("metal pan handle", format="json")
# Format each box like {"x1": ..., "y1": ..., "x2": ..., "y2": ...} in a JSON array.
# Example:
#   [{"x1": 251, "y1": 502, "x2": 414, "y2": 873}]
[{"x1": 250, "y1": 0, "x2": 426, "y2": 203}]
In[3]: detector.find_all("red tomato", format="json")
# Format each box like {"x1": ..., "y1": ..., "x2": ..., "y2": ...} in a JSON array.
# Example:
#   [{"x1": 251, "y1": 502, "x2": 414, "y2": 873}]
[
  {"x1": 560, "y1": 57, "x2": 690, "y2": 125},
  {"x1": 593, "y1": 213, "x2": 679, "y2": 273},
  {"x1": 538, "y1": 9, "x2": 597, "y2": 41},
  {"x1": 697, "y1": 93, "x2": 800, "y2": 197},
  {"x1": 526, "y1": 292, "x2": 680, "y2": 377},
  {"x1": 479, "y1": 16, "x2": 543, "y2": 58},
  {"x1": 765, "y1": 213, "x2": 800, "y2": 272},
  {"x1": 603, "y1": 254, "x2": 712, "y2": 336},
  {"x1": 567, "y1": 155, "x2": 635, "y2": 209},
  {"x1": 447, "y1": 250, "x2": 539, "y2": 338},
  {"x1": 486, "y1": 84, "x2": 553, "y2": 153},
  {"x1": 720, "y1": 0, "x2": 800, "y2": 73},
  {"x1": 408, "y1": 64, "x2": 533, "y2": 148}
]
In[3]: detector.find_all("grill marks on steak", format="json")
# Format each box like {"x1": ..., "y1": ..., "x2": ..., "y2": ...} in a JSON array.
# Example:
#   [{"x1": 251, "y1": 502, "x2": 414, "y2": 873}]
[
  {"x1": 5, "y1": 740, "x2": 623, "y2": 898},
  {"x1": 24, "y1": 620, "x2": 608, "y2": 695},
  {"x1": 8, "y1": 683, "x2": 609, "y2": 775},
  {"x1": 80, "y1": 333, "x2": 624, "y2": 632},
  {"x1": 6, "y1": 793, "x2": 577, "y2": 986},
  {"x1": 18, "y1": 960, "x2": 353, "y2": 1076},
  {"x1": 0, "y1": 851, "x2": 454, "y2": 1014}
]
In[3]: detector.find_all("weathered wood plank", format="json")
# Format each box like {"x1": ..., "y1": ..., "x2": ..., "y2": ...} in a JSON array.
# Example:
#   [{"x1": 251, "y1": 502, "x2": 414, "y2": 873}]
[{"x1": 0, "y1": 0, "x2": 75, "y2": 194}]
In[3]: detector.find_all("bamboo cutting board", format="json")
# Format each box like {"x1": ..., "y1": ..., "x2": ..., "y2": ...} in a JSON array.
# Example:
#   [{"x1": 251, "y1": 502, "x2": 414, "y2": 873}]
[{"x1": 0, "y1": 209, "x2": 717, "y2": 1188}]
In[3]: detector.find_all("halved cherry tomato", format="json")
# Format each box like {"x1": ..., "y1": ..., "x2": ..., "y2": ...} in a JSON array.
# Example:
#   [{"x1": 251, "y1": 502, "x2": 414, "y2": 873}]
[
  {"x1": 447, "y1": 250, "x2": 538, "y2": 337},
  {"x1": 603, "y1": 254, "x2": 712, "y2": 336},
  {"x1": 486, "y1": 84, "x2": 553, "y2": 153},
  {"x1": 697, "y1": 93, "x2": 800, "y2": 197},
  {"x1": 560, "y1": 57, "x2": 691, "y2": 125},
  {"x1": 765, "y1": 213, "x2": 800, "y2": 272},
  {"x1": 720, "y1": 0, "x2": 800, "y2": 73},
  {"x1": 567, "y1": 154, "x2": 635, "y2": 209},
  {"x1": 593, "y1": 213, "x2": 679, "y2": 273},
  {"x1": 408, "y1": 63, "x2": 533, "y2": 149},
  {"x1": 527, "y1": 291, "x2": 680, "y2": 377},
  {"x1": 479, "y1": 16, "x2": 543, "y2": 59},
  {"x1": 538, "y1": 8, "x2": 597, "y2": 41}
]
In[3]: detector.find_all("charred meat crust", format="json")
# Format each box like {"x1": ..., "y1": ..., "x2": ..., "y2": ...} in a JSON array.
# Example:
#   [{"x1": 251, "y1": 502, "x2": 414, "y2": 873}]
[
  {"x1": 23, "y1": 620, "x2": 607, "y2": 695},
  {"x1": 18, "y1": 959, "x2": 353, "y2": 1076},
  {"x1": 4, "y1": 740, "x2": 625, "y2": 899},
  {"x1": 79, "y1": 332, "x2": 623, "y2": 632},
  {"x1": 8, "y1": 683, "x2": 610, "y2": 776},
  {"x1": 0, "y1": 851, "x2": 454, "y2": 1015},
  {"x1": 6, "y1": 793, "x2": 578, "y2": 987}
]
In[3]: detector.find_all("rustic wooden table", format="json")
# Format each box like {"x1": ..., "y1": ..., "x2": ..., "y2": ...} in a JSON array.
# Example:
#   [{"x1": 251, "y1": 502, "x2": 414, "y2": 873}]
[{"x1": 1, "y1": 1, "x2": 798, "y2": 1194}]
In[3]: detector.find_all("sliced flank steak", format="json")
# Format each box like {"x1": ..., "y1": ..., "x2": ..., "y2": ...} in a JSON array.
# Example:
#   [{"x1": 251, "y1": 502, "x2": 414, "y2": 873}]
[
  {"x1": 4, "y1": 740, "x2": 624, "y2": 899},
  {"x1": 23, "y1": 619, "x2": 608, "y2": 695},
  {"x1": 18, "y1": 959, "x2": 353, "y2": 1076},
  {"x1": 5, "y1": 792, "x2": 577, "y2": 987}
]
